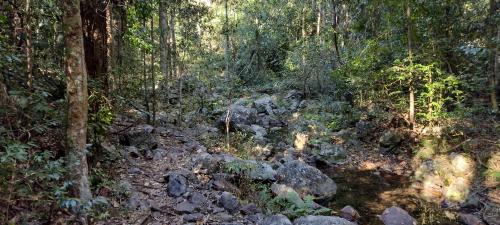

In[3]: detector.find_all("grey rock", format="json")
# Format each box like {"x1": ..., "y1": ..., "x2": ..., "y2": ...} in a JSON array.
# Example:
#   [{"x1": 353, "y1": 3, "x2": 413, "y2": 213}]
[
  {"x1": 285, "y1": 90, "x2": 304, "y2": 111},
  {"x1": 251, "y1": 124, "x2": 268, "y2": 139},
  {"x1": 355, "y1": 120, "x2": 375, "y2": 141},
  {"x1": 315, "y1": 143, "x2": 347, "y2": 164},
  {"x1": 240, "y1": 203, "x2": 262, "y2": 215},
  {"x1": 258, "y1": 214, "x2": 292, "y2": 225},
  {"x1": 270, "y1": 183, "x2": 304, "y2": 206},
  {"x1": 380, "y1": 206, "x2": 417, "y2": 225},
  {"x1": 458, "y1": 213, "x2": 485, "y2": 225},
  {"x1": 379, "y1": 130, "x2": 403, "y2": 150},
  {"x1": 254, "y1": 95, "x2": 277, "y2": 115},
  {"x1": 246, "y1": 160, "x2": 277, "y2": 181},
  {"x1": 215, "y1": 212, "x2": 235, "y2": 222},
  {"x1": 188, "y1": 192, "x2": 207, "y2": 206},
  {"x1": 183, "y1": 213, "x2": 203, "y2": 222},
  {"x1": 219, "y1": 191, "x2": 240, "y2": 213},
  {"x1": 217, "y1": 105, "x2": 258, "y2": 130},
  {"x1": 276, "y1": 160, "x2": 337, "y2": 199},
  {"x1": 174, "y1": 201, "x2": 197, "y2": 214},
  {"x1": 340, "y1": 205, "x2": 360, "y2": 222},
  {"x1": 125, "y1": 146, "x2": 140, "y2": 158},
  {"x1": 127, "y1": 167, "x2": 141, "y2": 174},
  {"x1": 167, "y1": 173, "x2": 188, "y2": 197},
  {"x1": 293, "y1": 216, "x2": 356, "y2": 225}
]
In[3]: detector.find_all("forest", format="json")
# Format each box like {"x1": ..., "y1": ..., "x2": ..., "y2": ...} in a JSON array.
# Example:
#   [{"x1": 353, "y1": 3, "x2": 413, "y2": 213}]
[{"x1": 0, "y1": 0, "x2": 499, "y2": 224}]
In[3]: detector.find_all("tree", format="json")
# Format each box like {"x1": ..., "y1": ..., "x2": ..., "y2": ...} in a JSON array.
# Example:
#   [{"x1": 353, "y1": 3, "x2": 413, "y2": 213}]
[{"x1": 62, "y1": 0, "x2": 92, "y2": 220}]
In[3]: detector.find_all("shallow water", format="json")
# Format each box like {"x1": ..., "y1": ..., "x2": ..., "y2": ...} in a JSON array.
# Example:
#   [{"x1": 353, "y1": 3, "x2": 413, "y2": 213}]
[{"x1": 319, "y1": 165, "x2": 460, "y2": 225}]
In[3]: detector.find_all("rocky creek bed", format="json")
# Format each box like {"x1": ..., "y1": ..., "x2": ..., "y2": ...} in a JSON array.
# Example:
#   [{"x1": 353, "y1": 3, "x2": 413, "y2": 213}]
[{"x1": 99, "y1": 90, "x2": 498, "y2": 225}]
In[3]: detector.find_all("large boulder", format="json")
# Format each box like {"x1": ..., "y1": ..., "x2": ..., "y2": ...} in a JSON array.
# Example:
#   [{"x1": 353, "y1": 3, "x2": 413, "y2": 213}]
[
  {"x1": 217, "y1": 105, "x2": 257, "y2": 131},
  {"x1": 258, "y1": 214, "x2": 292, "y2": 225},
  {"x1": 166, "y1": 172, "x2": 188, "y2": 197},
  {"x1": 276, "y1": 160, "x2": 337, "y2": 199},
  {"x1": 120, "y1": 124, "x2": 158, "y2": 150},
  {"x1": 257, "y1": 114, "x2": 285, "y2": 128},
  {"x1": 379, "y1": 206, "x2": 417, "y2": 225},
  {"x1": 293, "y1": 216, "x2": 356, "y2": 225},
  {"x1": 219, "y1": 192, "x2": 240, "y2": 213}
]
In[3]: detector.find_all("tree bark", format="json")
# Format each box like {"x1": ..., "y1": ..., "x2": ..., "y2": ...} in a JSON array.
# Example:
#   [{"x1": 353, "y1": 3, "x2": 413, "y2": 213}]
[
  {"x1": 489, "y1": 0, "x2": 499, "y2": 111},
  {"x1": 159, "y1": 0, "x2": 169, "y2": 82},
  {"x1": 143, "y1": 18, "x2": 150, "y2": 124},
  {"x1": 62, "y1": 0, "x2": 92, "y2": 222},
  {"x1": 150, "y1": 16, "x2": 156, "y2": 125},
  {"x1": 407, "y1": 0, "x2": 415, "y2": 127},
  {"x1": 24, "y1": 0, "x2": 33, "y2": 91}
]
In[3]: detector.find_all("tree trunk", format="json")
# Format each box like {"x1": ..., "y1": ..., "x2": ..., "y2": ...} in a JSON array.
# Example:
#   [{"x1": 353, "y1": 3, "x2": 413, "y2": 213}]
[
  {"x1": 159, "y1": 0, "x2": 170, "y2": 83},
  {"x1": 62, "y1": 0, "x2": 92, "y2": 222},
  {"x1": 105, "y1": 1, "x2": 113, "y2": 96},
  {"x1": 24, "y1": 0, "x2": 33, "y2": 91},
  {"x1": 150, "y1": 17, "x2": 156, "y2": 125},
  {"x1": 143, "y1": 18, "x2": 150, "y2": 124},
  {"x1": 331, "y1": 0, "x2": 342, "y2": 66},
  {"x1": 224, "y1": 0, "x2": 231, "y2": 79},
  {"x1": 489, "y1": 0, "x2": 499, "y2": 111},
  {"x1": 407, "y1": 0, "x2": 415, "y2": 127}
]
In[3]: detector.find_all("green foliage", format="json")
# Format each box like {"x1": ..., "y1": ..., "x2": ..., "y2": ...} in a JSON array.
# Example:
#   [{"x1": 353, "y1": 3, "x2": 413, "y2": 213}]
[{"x1": 264, "y1": 193, "x2": 331, "y2": 219}]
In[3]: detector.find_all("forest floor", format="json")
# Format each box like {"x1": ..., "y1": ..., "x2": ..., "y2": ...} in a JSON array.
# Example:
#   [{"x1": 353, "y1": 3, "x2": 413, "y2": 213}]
[{"x1": 92, "y1": 89, "x2": 499, "y2": 225}]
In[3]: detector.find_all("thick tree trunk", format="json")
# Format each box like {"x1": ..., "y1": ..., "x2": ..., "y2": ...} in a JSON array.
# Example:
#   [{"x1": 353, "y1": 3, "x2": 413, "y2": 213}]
[
  {"x1": 81, "y1": 0, "x2": 111, "y2": 95},
  {"x1": 62, "y1": 0, "x2": 92, "y2": 222},
  {"x1": 331, "y1": 0, "x2": 342, "y2": 66}
]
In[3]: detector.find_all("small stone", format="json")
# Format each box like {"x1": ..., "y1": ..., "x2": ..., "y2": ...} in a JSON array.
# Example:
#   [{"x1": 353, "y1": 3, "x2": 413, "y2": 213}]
[
  {"x1": 215, "y1": 212, "x2": 234, "y2": 222},
  {"x1": 293, "y1": 215, "x2": 356, "y2": 225},
  {"x1": 340, "y1": 205, "x2": 360, "y2": 222},
  {"x1": 128, "y1": 167, "x2": 141, "y2": 174},
  {"x1": 183, "y1": 213, "x2": 203, "y2": 222},
  {"x1": 219, "y1": 191, "x2": 240, "y2": 213},
  {"x1": 167, "y1": 173, "x2": 187, "y2": 197},
  {"x1": 188, "y1": 192, "x2": 207, "y2": 206},
  {"x1": 258, "y1": 214, "x2": 292, "y2": 225},
  {"x1": 380, "y1": 206, "x2": 417, "y2": 225},
  {"x1": 240, "y1": 203, "x2": 261, "y2": 215},
  {"x1": 458, "y1": 213, "x2": 485, "y2": 225},
  {"x1": 174, "y1": 201, "x2": 197, "y2": 214}
]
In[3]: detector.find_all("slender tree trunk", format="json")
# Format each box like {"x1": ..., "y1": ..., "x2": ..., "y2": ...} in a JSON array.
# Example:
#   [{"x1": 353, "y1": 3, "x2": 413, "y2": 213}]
[
  {"x1": 105, "y1": 1, "x2": 113, "y2": 95},
  {"x1": 150, "y1": 17, "x2": 156, "y2": 125},
  {"x1": 62, "y1": 0, "x2": 91, "y2": 222},
  {"x1": 224, "y1": 0, "x2": 231, "y2": 78},
  {"x1": 24, "y1": 0, "x2": 33, "y2": 91},
  {"x1": 489, "y1": 0, "x2": 499, "y2": 111},
  {"x1": 143, "y1": 19, "x2": 150, "y2": 124},
  {"x1": 407, "y1": 1, "x2": 415, "y2": 127},
  {"x1": 170, "y1": 8, "x2": 177, "y2": 80},
  {"x1": 159, "y1": 0, "x2": 169, "y2": 83},
  {"x1": 331, "y1": 0, "x2": 342, "y2": 66}
]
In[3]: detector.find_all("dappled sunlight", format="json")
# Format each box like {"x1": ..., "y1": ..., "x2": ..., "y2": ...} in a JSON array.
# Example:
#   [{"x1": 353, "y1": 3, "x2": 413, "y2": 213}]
[
  {"x1": 414, "y1": 148, "x2": 476, "y2": 204},
  {"x1": 294, "y1": 132, "x2": 308, "y2": 151}
]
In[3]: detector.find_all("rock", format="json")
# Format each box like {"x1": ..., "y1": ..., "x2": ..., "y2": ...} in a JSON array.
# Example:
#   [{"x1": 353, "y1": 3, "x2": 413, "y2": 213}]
[
  {"x1": 293, "y1": 215, "x2": 356, "y2": 225},
  {"x1": 246, "y1": 160, "x2": 277, "y2": 181},
  {"x1": 315, "y1": 143, "x2": 347, "y2": 164},
  {"x1": 258, "y1": 214, "x2": 292, "y2": 225},
  {"x1": 270, "y1": 183, "x2": 304, "y2": 206},
  {"x1": 340, "y1": 206, "x2": 360, "y2": 222},
  {"x1": 219, "y1": 191, "x2": 240, "y2": 213},
  {"x1": 276, "y1": 160, "x2": 337, "y2": 199},
  {"x1": 183, "y1": 213, "x2": 203, "y2": 222},
  {"x1": 257, "y1": 115, "x2": 284, "y2": 128},
  {"x1": 188, "y1": 192, "x2": 207, "y2": 206},
  {"x1": 124, "y1": 146, "x2": 140, "y2": 158},
  {"x1": 483, "y1": 207, "x2": 500, "y2": 225},
  {"x1": 251, "y1": 124, "x2": 268, "y2": 138},
  {"x1": 174, "y1": 201, "x2": 197, "y2": 214},
  {"x1": 284, "y1": 90, "x2": 304, "y2": 111},
  {"x1": 379, "y1": 130, "x2": 402, "y2": 151},
  {"x1": 212, "y1": 176, "x2": 240, "y2": 193},
  {"x1": 379, "y1": 206, "x2": 417, "y2": 225},
  {"x1": 166, "y1": 173, "x2": 187, "y2": 197},
  {"x1": 458, "y1": 213, "x2": 485, "y2": 225},
  {"x1": 254, "y1": 95, "x2": 277, "y2": 115},
  {"x1": 191, "y1": 152, "x2": 221, "y2": 174},
  {"x1": 215, "y1": 212, "x2": 235, "y2": 222},
  {"x1": 217, "y1": 105, "x2": 257, "y2": 130},
  {"x1": 121, "y1": 124, "x2": 158, "y2": 150},
  {"x1": 240, "y1": 203, "x2": 261, "y2": 215},
  {"x1": 355, "y1": 120, "x2": 375, "y2": 141},
  {"x1": 247, "y1": 213, "x2": 265, "y2": 223},
  {"x1": 152, "y1": 148, "x2": 167, "y2": 160}
]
